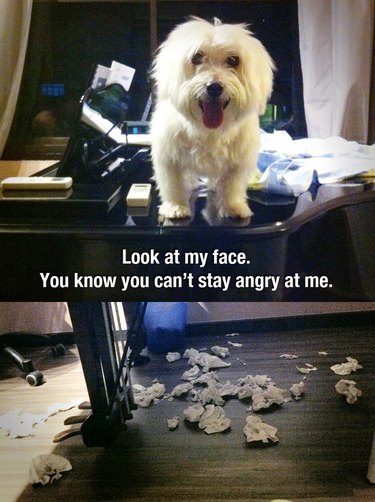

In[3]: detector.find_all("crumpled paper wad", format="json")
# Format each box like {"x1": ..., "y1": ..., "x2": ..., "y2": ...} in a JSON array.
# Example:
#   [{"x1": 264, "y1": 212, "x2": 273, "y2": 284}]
[
  {"x1": 198, "y1": 405, "x2": 231, "y2": 434},
  {"x1": 166, "y1": 352, "x2": 181, "y2": 362},
  {"x1": 183, "y1": 348, "x2": 231, "y2": 372},
  {"x1": 331, "y1": 357, "x2": 362, "y2": 375},
  {"x1": 132, "y1": 382, "x2": 166, "y2": 407},
  {"x1": 29, "y1": 454, "x2": 72, "y2": 485},
  {"x1": 335, "y1": 379, "x2": 362, "y2": 404},
  {"x1": 167, "y1": 416, "x2": 179, "y2": 430},
  {"x1": 183, "y1": 404, "x2": 231, "y2": 434},
  {"x1": 243, "y1": 416, "x2": 279, "y2": 444}
]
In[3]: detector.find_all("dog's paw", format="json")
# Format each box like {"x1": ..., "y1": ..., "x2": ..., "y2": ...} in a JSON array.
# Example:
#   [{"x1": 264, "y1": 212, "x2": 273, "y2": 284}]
[
  {"x1": 221, "y1": 201, "x2": 252, "y2": 219},
  {"x1": 159, "y1": 202, "x2": 192, "y2": 219}
]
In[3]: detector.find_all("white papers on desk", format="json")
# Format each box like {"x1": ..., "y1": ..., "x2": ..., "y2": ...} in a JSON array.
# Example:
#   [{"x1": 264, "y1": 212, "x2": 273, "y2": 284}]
[
  {"x1": 81, "y1": 102, "x2": 151, "y2": 146},
  {"x1": 91, "y1": 60, "x2": 135, "y2": 91},
  {"x1": 259, "y1": 131, "x2": 375, "y2": 196}
]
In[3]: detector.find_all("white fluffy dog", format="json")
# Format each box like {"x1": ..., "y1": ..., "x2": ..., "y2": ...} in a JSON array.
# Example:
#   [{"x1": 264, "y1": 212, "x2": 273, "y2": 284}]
[{"x1": 150, "y1": 17, "x2": 274, "y2": 220}]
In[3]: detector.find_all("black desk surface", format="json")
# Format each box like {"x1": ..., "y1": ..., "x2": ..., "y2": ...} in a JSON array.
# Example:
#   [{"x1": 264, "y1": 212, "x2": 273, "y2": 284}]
[{"x1": 0, "y1": 162, "x2": 374, "y2": 301}]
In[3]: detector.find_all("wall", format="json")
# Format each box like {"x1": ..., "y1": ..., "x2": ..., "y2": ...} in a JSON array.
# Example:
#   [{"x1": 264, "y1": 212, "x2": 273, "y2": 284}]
[
  {"x1": 0, "y1": 302, "x2": 72, "y2": 334},
  {"x1": 188, "y1": 302, "x2": 375, "y2": 324},
  {"x1": 1, "y1": 302, "x2": 373, "y2": 335}
]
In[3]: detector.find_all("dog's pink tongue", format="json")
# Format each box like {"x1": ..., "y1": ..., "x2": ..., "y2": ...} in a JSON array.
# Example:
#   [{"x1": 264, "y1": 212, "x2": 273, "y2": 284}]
[{"x1": 201, "y1": 100, "x2": 224, "y2": 129}]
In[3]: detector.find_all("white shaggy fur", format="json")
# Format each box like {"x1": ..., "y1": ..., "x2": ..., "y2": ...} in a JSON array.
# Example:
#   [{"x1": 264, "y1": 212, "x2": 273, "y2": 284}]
[{"x1": 150, "y1": 17, "x2": 274, "y2": 219}]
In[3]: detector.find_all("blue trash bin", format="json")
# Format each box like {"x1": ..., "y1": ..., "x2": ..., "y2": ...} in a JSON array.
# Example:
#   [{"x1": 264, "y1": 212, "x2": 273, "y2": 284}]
[{"x1": 144, "y1": 302, "x2": 187, "y2": 353}]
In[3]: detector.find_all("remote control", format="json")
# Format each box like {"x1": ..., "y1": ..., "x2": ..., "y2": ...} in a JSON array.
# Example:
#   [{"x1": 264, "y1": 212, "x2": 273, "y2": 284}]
[
  {"x1": 126, "y1": 183, "x2": 152, "y2": 207},
  {"x1": 1, "y1": 177, "x2": 73, "y2": 190}
]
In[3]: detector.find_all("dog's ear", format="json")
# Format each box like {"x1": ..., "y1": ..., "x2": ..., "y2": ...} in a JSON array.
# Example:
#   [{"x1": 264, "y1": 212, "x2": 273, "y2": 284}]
[{"x1": 243, "y1": 37, "x2": 275, "y2": 116}]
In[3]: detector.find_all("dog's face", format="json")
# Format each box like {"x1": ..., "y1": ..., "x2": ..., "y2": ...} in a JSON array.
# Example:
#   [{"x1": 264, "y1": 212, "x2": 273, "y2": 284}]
[{"x1": 152, "y1": 17, "x2": 274, "y2": 130}]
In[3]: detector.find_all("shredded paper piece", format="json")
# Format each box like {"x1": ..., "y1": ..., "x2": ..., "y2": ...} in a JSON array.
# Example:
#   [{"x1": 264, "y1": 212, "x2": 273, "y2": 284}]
[
  {"x1": 330, "y1": 357, "x2": 363, "y2": 375},
  {"x1": 0, "y1": 399, "x2": 82, "y2": 439},
  {"x1": 198, "y1": 405, "x2": 231, "y2": 434},
  {"x1": 243, "y1": 416, "x2": 279, "y2": 444},
  {"x1": 335, "y1": 379, "x2": 362, "y2": 404},
  {"x1": 184, "y1": 348, "x2": 231, "y2": 372},
  {"x1": 191, "y1": 384, "x2": 225, "y2": 406},
  {"x1": 183, "y1": 403, "x2": 205, "y2": 423},
  {"x1": 181, "y1": 365, "x2": 201, "y2": 381},
  {"x1": 191, "y1": 371, "x2": 219, "y2": 386},
  {"x1": 228, "y1": 341, "x2": 243, "y2": 348},
  {"x1": 166, "y1": 352, "x2": 181, "y2": 362},
  {"x1": 250, "y1": 385, "x2": 290, "y2": 412},
  {"x1": 133, "y1": 382, "x2": 166, "y2": 407},
  {"x1": 211, "y1": 346, "x2": 230, "y2": 358},
  {"x1": 290, "y1": 382, "x2": 305, "y2": 400},
  {"x1": 296, "y1": 363, "x2": 317, "y2": 374},
  {"x1": 184, "y1": 404, "x2": 231, "y2": 434},
  {"x1": 167, "y1": 416, "x2": 179, "y2": 430},
  {"x1": 171, "y1": 382, "x2": 193, "y2": 397}
]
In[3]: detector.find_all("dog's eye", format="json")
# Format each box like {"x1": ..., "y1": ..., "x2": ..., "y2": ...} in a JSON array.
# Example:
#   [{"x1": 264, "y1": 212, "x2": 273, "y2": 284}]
[
  {"x1": 226, "y1": 55, "x2": 240, "y2": 68},
  {"x1": 191, "y1": 52, "x2": 204, "y2": 66}
]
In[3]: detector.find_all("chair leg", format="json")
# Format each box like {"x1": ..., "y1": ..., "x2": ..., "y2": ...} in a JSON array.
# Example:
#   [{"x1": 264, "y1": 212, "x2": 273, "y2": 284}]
[
  {"x1": 1, "y1": 345, "x2": 34, "y2": 374},
  {"x1": 0, "y1": 333, "x2": 65, "y2": 386}
]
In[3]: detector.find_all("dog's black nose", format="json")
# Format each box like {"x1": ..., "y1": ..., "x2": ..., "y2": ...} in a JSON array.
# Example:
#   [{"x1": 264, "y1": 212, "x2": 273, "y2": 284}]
[{"x1": 206, "y1": 82, "x2": 224, "y2": 97}]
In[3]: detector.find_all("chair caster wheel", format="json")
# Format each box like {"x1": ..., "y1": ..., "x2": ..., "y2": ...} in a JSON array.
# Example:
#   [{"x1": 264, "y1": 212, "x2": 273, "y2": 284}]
[
  {"x1": 26, "y1": 370, "x2": 44, "y2": 386},
  {"x1": 52, "y1": 343, "x2": 65, "y2": 357}
]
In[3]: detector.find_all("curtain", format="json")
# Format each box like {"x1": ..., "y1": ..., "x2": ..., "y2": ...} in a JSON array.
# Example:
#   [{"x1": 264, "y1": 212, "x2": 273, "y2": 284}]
[
  {"x1": 0, "y1": 0, "x2": 33, "y2": 157},
  {"x1": 298, "y1": 0, "x2": 374, "y2": 143}
]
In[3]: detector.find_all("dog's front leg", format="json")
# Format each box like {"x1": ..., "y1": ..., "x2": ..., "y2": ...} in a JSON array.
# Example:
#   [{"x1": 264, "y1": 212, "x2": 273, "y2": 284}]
[
  {"x1": 154, "y1": 162, "x2": 192, "y2": 219},
  {"x1": 215, "y1": 170, "x2": 252, "y2": 219}
]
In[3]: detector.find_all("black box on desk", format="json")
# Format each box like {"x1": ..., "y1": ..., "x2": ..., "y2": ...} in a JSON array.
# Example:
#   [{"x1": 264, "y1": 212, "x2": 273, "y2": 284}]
[{"x1": 0, "y1": 181, "x2": 122, "y2": 219}]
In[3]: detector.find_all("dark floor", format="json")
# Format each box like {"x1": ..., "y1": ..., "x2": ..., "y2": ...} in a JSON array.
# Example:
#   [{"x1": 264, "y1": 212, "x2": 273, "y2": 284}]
[{"x1": 1, "y1": 323, "x2": 375, "y2": 501}]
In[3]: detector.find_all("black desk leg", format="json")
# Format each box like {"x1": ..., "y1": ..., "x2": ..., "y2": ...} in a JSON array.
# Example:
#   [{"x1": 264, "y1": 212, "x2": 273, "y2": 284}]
[{"x1": 68, "y1": 302, "x2": 141, "y2": 446}]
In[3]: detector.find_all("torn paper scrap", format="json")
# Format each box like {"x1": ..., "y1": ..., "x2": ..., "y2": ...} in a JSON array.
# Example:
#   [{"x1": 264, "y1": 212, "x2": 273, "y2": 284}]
[
  {"x1": 191, "y1": 371, "x2": 219, "y2": 386},
  {"x1": 183, "y1": 347, "x2": 199, "y2": 359},
  {"x1": 0, "y1": 409, "x2": 45, "y2": 439},
  {"x1": 227, "y1": 341, "x2": 243, "y2": 348},
  {"x1": 0, "y1": 399, "x2": 83, "y2": 439},
  {"x1": 198, "y1": 404, "x2": 231, "y2": 434},
  {"x1": 250, "y1": 385, "x2": 289, "y2": 412},
  {"x1": 217, "y1": 380, "x2": 240, "y2": 398},
  {"x1": 29, "y1": 454, "x2": 72, "y2": 485},
  {"x1": 280, "y1": 353, "x2": 299, "y2": 359},
  {"x1": 243, "y1": 416, "x2": 279, "y2": 444},
  {"x1": 296, "y1": 363, "x2": 317, "y2": 374},
  {"x1": 237, "y1": 384, "x2": 253, "y2": 400},
  {"x1": 166, "y1": 352, "x2": 181, "y2": 362},
  {"x1": 335, "y1": 379, "x2": 362, "y2": 404},
  {"x1": 183, "y1": 403, "x2": 205, "y2": 423},
  {"x1": 187, "y1": 351, "x2": 231, "y2": 372},
  {"x1": 132, "y1": 382, "x2": 166, "y2": 407},
  {"x1": 236, "y1": 357, "x2": 247, "y2": 366},
  {"x1": 167, "y1": 416, "x2": 179, "y2": 430},
  {"x1": 181, "y1": 365, "x2": 201, "y2": 381},
  {"x1": 171, "y1": 382, "x2": 193, "y2": 397},
  {"x1": 191, "y1": 383, "x2": 225, "y2": 406},
  {"x1": 46, "y1": 399, "x2": 82, "y2": 417},
  {"x1": 331, "y1": 357, "x2": 363, "y2": 375},
  {"x1": 192, "y1": 380, "x2": 240, "y2": 405},
  {"x1": 318, "y1": 351, "x2": 328, "y2": 356},
  {"x1": 211, "y1": 346, "x2": 230, "y2": 358},
  {"x1": 290, "y1": 382, "x2": 305, "y2": 400},
  {"x1": 238, "y1": 374, "x2": 273, "y2": 387}
]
